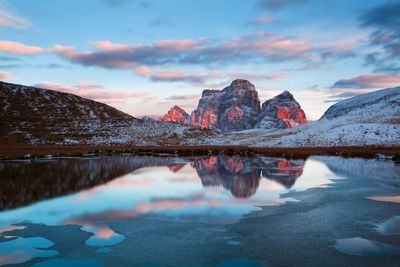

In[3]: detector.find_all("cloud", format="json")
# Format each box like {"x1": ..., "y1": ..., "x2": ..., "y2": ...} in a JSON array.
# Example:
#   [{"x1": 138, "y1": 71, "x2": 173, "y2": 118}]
[
  {"x1": 360, "y1": 1, "x2": 400, "y2": 29},
  {"x1": 148, "y1": 18, "x2": 174, "y2": 28},
  {"x1": 0, "y1": 70, "x2": 12, "y2": 80},
  {"x1": 323, "y1": 92, "x2": 364, "y2": 103},
  {"x1": 0, "y1": 55, "x2": 19, "y2": 61},
  {"x1": 259, "y1": 0, "x2": 312, "y2": 9},
  {"x1": 134, "y1": 66, "x2": 222, "y2": 84},
  {"x1": 52, "y1": 33, "x2": 321, "y2": 70},
  {"x1": 52, "y1": 38, "x2": 206, "y2": 69},
  {"x1": 0, "y1": 41, "x2": 44, "y2": 55},
  {"x1": 100, "y1": 0, "x2": 129, "y2": 7},
  {"x1": 248, "y1": 15, "x2": 276, "y2": 26},
  {"x1": 227, "y1": 72, "x2": 288, "y2": 81},
  {"x1": 100, "y1": 0, "x2": 150, "y2": 8},
  {"x1": 35, "y1": 81, "x2": 154, "y2": 104},
  {"x1": 0, "y1": 8, "x2": 31, "y2": 29},
  {"x1": 359, "y1": 1, "x2": 400, "y2": 73},
  {"x1": 165, "y1": 94, "x2": 200, "y2": 101},
  {"x1": 332, "y1": 73, "x2": 400, "y2": 89}
]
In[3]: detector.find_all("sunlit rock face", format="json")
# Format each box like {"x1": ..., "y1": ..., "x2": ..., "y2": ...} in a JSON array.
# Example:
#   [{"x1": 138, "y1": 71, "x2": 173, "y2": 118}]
[
  {"x1": 191, "y1": 79, "x2": 261, "y2": 131},
  {"x1": 160, "y1": 79, "x2": 307, "y2": 132},
  {"x1": 190, "y1": 89, "x2": 221, "y2": 129},
  {"x1": 256, "y1": 91, "x2": 308, "y2": 129},
  {"x1": 159, "y1": 105, "x2": 190, "y2": 124}
]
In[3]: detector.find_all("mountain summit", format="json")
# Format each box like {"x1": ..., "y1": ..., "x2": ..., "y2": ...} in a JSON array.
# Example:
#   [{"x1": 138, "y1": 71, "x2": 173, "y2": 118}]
[
  {"x1": 256, "y1": 91, "x2": 308, "y2": 129},
  {"x1": 160, "y1": 79, "x2": 308, "y2": 132},
  {"x1": 191, "y1": 79, "x2": 261, "y2": 131},
  {"x1": 158, "y1": 105, "x2": 190, "y2": 124}
]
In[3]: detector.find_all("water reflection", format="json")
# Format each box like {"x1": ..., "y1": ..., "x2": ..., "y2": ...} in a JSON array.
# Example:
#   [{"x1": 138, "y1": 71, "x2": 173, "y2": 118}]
[
  {"x1": 377, "y1": 216, "x2": 400, "y2": 235},
  {"x1": 335, "y1": 237, "x2": 400, "y2": 257},
  {"x1": 0, "y1": 237, "x2": 58, "y2": 265},
  {"x1": 192, "y1": 156, "x2": 304, "y2": 198},
  {"x1": 1, "y1": 155, "x2": 378, "y2": 266},
  {"x1": 0, "y1": 156, "x2": 184, "y2": 210},
  {"x1": 0, "y1": 156, "x2": 305, "y2": 211}
]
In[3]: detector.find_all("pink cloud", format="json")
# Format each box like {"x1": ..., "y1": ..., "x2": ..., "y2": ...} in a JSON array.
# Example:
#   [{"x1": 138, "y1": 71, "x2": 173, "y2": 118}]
[
  {"x1": 52, "y1": 32, "x2": 320, "y2": 70},
  {"x1": 333, "y1": 73, "x2": 400, "y2": 89},
  {"x1": 36, "y1": 81, "x2": 154, "y2": 104},
  {"x1": 0, "y1": 41, "x2": 44, "y2": 55},
  {"x1": 0, "y1": 71, "x2": 12, "y2": 81},
  {"x1": 134, "y1": 198, "x2": 223, "y2": 213},
  {"x1": 259, "y1": 39, "x2": 311, "y2": 53},
  {"x1": 0, "y1": 9, "x2": 31, "y2": 29},
  {"x1": 92, "y1": 41, "x2": 130, "y2": 52},
  {"x1": 135, "y1": 66, "x2": 222, "y2": 83},
  {"x1": 227, "y1": 72, "x2": 288, "y2": 81}
]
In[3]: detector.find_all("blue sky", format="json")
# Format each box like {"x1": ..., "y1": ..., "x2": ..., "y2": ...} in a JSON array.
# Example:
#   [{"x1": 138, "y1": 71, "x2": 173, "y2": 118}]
[{"x1": 0, "y1": 0, "x2": 399, "y2": 119}]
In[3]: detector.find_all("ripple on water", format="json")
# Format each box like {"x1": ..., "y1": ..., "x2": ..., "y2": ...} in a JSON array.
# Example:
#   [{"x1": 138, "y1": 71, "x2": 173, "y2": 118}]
[
  {"x1": 335, "y1": 237, "x2": 400, "y2": 257},
  {"x1": 214, "y1": 258, "x2": 266, "y2": 267},
  {"x1": 96, "y1": 247, "x2": 112, "y2": 254},
  {"x1": 377, "y1": 216, "x2": 400, "y2": 235},
  {"x1": 32, "y1": 259, "x2": 104, "y2": 267}
]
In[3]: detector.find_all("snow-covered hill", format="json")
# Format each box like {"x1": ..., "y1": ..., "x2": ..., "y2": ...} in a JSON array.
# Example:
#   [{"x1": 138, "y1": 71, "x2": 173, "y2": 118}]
[
  {"x1": 0, "y1": 81, "x2": 215, "y2": 146},
  {"x1": 226, "y1": 87, "x2": 400, "y2": 147},
  {"x1": 1, "y1": 81, "x2": 398, "y2": 149}
]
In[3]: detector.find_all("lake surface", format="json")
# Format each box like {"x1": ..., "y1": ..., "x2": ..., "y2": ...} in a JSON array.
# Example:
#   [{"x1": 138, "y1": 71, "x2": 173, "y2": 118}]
[{"x1": 0, "y1": 155, "x2": 399, "y2": 266}]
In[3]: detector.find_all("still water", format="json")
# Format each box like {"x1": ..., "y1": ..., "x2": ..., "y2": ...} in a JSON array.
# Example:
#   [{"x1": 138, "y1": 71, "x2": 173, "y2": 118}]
[{"x1": 0, "y1": 155, "x2": 399, "y2": 266}]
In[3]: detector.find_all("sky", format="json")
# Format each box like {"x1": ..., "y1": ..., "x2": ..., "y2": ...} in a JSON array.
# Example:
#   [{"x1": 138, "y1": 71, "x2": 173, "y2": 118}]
[{"x1": 0, "y1": 0, "x2": 399, "y2": 120}]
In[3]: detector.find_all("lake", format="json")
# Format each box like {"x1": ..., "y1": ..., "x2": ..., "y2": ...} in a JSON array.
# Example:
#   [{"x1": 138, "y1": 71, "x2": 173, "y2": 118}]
[{"x1": 0, "y1": 155, "x2": 399, "y2": 266}]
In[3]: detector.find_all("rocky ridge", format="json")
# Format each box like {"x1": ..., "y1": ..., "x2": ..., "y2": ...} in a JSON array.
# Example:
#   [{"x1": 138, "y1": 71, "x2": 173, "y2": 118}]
[{"x1": 160, "y1": 79, "x2": 308, "y2": 132}]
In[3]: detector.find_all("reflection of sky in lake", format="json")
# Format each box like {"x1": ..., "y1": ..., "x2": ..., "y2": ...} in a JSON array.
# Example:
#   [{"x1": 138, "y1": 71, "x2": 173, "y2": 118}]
[
  {"x1": 0, "y1": 158, "x2": 334, "y2": 228},
  {"x1": 0, "y1": 156, "x2": 339, "y2": 265}
]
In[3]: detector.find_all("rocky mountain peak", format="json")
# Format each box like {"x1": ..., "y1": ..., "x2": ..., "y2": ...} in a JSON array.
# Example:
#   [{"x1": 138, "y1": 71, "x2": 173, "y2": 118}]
[
  {"x1": 159, "y1": 105, "x2": 190, "y2": 124},
  {"x1": 161, "y1": 80, "x2": 308, "y2": 132},
  {"x1": 225, "y1": 79, "x2": 256, "y2": 92},
  {"x1": 256, "y1": 90, "x2": 308, "y2": 129},
  {"x1": 277, "y1": 90, "x2": 294, "y2": 99}
]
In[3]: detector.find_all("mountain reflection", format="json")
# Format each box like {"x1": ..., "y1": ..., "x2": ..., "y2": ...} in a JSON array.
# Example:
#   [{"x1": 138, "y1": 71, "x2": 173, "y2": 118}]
[
  {"x1": 191, "y1": 156, "x2": 304, "y2": 198},
  {"x1": 0, "y1": 155, "x2": 305, "y2": 210}
]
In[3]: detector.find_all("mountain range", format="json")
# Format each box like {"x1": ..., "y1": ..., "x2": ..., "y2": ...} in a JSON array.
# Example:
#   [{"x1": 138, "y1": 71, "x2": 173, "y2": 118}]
[
  {"x1": 159, "y1": 79, "x2": 308, "y2": 132},
  {"x1": 0, "y1": 79, "x2": 399, "y2": 150}
]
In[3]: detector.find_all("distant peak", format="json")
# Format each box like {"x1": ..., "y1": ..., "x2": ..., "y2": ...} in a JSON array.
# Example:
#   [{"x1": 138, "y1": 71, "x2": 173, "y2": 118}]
[
  {"x1": 230, "y1": 79, "x2": 254, "y2": 87},
  {"x1": 276, "y1": 91, "x2": 294, "y2": 99},
  {"x1": 171, "y1": 105, "x2": 185, "y2": 111},
  {"x1": 225, "y1": 79, "x2": 256, "y2": 93}
]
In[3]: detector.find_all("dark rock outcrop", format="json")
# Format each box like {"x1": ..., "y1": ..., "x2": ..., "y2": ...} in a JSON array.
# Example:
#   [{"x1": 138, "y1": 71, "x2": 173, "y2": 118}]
[
  {"x1": 191, "y1": 79, "x2": 261, "y2": 131},
  {"x1": 256, "y1": 91, "x2": 308, "y2": 129},
  {"x1": 159, "y1": 105, "x2": 190, "y2": 124},
  {"x1": 161, "y1": 79, "x2": 308, "y2": 132}
]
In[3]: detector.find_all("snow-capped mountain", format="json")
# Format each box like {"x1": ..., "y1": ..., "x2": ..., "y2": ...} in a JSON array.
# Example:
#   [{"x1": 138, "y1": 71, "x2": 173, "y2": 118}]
[
  {"x1": 321, "y1": 87, "x2": 400, "y2": 121},
  {"x1": 0, "y1": 81, "x2": 215, "y2": 146},
  {"x1": 229, "y1": 87, "x2": 400, "y2": 147},
  {"x1": 2, "y1": 80, "x2": 398, "y2": 149}
]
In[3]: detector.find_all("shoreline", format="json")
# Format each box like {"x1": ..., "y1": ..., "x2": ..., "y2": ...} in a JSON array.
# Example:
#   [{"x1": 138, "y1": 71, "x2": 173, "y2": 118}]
[{"x1": 1, "y1": 144, "x2": 399, "y2": 160}]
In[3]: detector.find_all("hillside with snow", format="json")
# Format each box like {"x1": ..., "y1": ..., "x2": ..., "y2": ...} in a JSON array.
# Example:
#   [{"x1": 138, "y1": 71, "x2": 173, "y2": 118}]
[
  {"x1": 226, "y1": 87, "x2": 400, "y2": 147},
  {"x1": 1, "y1": 81, "x2": 399, "y2": 150},
  {"x1": 0, "y1": 81, "x2": 215, "y2": 146}
]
